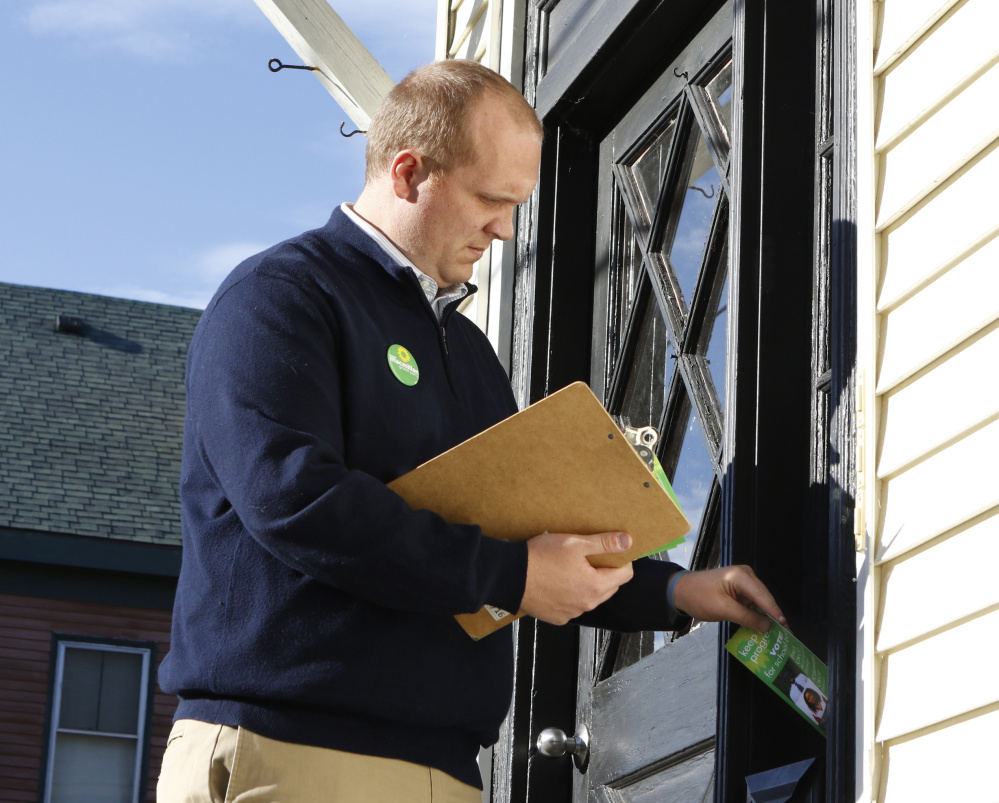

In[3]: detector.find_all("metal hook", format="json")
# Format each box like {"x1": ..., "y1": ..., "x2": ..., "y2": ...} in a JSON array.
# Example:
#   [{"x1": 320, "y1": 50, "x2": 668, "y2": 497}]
[
  {"x1": 268, "y1": 58, "x2": 317, "y2": 73},
  {"x1": 688, "y1": 184, "x2": 715, "y2": 199},
  {"x1": 673, "y1": 67, "x2": 689, "y2": 81},
  {"x1": 339, "y1": 121, "x2": 366, "y2": 138}
]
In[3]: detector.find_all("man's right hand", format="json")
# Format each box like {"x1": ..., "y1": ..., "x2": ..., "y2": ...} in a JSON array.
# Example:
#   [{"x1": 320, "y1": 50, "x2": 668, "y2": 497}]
[{"x1": 520, "y1": 532, "x2": 635, "y2": 625}]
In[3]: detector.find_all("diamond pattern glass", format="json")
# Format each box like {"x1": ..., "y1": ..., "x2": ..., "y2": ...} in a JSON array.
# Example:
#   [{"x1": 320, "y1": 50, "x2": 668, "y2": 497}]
[
  {"x1": 606, "y1": 59, "x2": 731, "y2": 672},
  {"x1": 616, "y1": 201, "x2": 644, "y2": 349},
  {"x1": 707, "y1": 60, "x2": 733, "y2": 140},
  {"x1": 666, "y1": 126, "x2": 720, "y2": 310},
  {"x1": 704, "y1": 272, "x2": 728, "y2": 413},
  {"x1": 629, "y1": 120, "x2": 676, "y2": 240},
  {"x1": 618, "y1": 293, "x2": 672, "y2": 433},
  {"x1": 665, "y1": 403, "x2": 714, "y2": 569}
]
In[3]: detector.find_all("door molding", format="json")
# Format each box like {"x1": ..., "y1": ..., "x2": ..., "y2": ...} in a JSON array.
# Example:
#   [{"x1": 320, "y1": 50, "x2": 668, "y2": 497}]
[{"x1": 720, "y1": 0, "x2": 828, "y2": 798}]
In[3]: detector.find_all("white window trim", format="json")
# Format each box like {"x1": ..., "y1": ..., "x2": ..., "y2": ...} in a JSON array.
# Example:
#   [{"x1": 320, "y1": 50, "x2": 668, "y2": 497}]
[{"x1": 43, "y1": 639, "x2": 152, "y2": 803}]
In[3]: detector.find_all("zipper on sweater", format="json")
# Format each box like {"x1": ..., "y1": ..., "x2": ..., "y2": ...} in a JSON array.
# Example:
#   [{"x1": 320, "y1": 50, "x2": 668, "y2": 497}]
[
  {"x1": 402, "y1": 270, "x2": 467, "y2": 397},
  {"x1": 436, "y1": 319, "x2": 457, "y2": 396},
  {"x1": 438, "y1": 299, "x2": 473, "y2": 399}
]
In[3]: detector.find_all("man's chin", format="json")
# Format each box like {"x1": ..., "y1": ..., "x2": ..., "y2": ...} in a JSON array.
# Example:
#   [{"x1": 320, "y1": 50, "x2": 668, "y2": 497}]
[{"x1": 443, "y1": 266, "x2": 476, "y2": 286}]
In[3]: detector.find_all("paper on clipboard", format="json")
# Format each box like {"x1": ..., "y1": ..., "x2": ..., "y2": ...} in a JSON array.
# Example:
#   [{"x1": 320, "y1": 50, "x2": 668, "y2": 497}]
[{"x1": 388, "y1": 382, "x2": 690, "y2": 638}]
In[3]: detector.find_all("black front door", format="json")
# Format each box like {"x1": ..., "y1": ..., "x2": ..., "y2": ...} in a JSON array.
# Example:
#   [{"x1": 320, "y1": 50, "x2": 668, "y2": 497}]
[{"x1": 500, "y1": 0, "x2": 853, "y2": 800}]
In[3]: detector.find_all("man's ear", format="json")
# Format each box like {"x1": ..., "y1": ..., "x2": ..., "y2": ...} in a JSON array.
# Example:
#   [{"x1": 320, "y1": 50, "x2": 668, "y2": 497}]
[{"x1": 390, "y1": 150, "x2": 429, "y2": 202}]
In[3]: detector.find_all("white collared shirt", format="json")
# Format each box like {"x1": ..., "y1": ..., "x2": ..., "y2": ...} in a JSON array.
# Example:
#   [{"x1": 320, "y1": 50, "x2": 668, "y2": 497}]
[{"x1": 341, "y1": 203, "x2": 469, "y2": 321}]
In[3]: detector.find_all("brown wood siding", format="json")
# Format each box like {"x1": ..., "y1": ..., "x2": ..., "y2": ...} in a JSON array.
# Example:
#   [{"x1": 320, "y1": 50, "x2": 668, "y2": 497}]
[{"x1": 0, "y1": 593, "x2": 174, "y2": 803}]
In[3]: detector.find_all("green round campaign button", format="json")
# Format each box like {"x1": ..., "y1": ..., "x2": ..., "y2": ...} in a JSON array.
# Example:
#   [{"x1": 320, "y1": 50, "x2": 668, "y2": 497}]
[{"x1": 387, "y1": 344, "x2": 420, "y2": 386}]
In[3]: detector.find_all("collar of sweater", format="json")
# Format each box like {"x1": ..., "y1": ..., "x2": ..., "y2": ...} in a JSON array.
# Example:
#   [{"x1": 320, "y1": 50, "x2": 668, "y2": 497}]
[{"x1": 319, "y1": 206, "x2": 477, "y2": 318}]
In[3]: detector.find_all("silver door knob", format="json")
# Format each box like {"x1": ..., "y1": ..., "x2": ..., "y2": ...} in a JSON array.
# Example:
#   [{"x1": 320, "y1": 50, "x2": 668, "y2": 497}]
[{"x1": 536, "y1": 724, "x2": 589, "y2": 770}]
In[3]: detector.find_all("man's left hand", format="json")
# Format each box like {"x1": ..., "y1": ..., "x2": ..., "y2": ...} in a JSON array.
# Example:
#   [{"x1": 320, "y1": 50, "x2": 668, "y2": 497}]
[{"x1": 672, "y1": 565, "x2": 786, "y2": 633}]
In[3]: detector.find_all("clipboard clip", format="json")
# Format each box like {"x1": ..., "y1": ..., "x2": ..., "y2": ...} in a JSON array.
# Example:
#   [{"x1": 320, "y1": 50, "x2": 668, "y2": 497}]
[{"x1": 619, "y1": 422, "x2": 659, "y2": 471}]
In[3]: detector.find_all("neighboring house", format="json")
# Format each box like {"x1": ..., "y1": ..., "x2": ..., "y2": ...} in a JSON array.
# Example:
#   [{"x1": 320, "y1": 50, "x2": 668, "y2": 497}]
[
  {"x1": 0, "y1": 283, "x2": 200, "y2": 803},
  {"x1": 431, "y1": 0, "x2": 998, "y2": 801}
]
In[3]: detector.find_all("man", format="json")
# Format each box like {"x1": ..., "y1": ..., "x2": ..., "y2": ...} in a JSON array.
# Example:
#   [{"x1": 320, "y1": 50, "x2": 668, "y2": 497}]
[{"x1": 158, "y1": 59, "x2": 784, "y2": 802}]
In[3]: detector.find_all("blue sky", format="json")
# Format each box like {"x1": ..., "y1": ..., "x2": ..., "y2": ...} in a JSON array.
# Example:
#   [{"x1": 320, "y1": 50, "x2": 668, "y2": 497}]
[{"x1": 0, "y1": 0, "x2": 437, "y2": 309}]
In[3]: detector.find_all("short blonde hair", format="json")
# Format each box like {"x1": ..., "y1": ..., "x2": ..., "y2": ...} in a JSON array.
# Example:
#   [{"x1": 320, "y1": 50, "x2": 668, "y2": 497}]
[{"x1": 365, "y1": 59, "x2": 543, "y2": 182}]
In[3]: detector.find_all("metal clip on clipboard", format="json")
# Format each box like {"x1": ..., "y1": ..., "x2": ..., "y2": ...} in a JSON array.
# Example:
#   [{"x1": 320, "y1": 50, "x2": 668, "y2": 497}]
[
  {"x1": 615, "y1": 419, "x2": 684, "y2": 521},
  {"x1": 613, "y1": 421, "x2": 687, "y2": 561},
  {"x1": 619, "y1": 422, "x2": 659, "y2": 472}
]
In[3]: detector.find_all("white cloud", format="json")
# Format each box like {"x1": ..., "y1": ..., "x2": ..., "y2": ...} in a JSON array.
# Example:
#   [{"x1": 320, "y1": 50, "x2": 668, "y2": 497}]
[
  {"x1": 23, "y1": 0, "x2": 262, "y2": 61},
  {"x1": 21, "y1": 0, "x2": 437, "y2": 74},
  {"x1": 105, "y1": 284, "x2": 213, "y2": 309},
  {"x1": 194, "y1": 240, "x2": 269, "y2": 283},
  {"x1": 101, "y1": 239, "x2": 268, "y2": 309}
]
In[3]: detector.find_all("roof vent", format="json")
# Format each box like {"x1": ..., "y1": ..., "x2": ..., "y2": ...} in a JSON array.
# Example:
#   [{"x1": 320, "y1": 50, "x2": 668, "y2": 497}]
[{"x1": 55, "y1": 315, "x2": 86, "y2": 334}]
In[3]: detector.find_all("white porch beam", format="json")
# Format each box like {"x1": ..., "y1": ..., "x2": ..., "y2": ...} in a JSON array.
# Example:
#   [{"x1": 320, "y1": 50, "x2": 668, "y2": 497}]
[{"x1": 253, "y1": 0, "x2": 395, "y2": 130}]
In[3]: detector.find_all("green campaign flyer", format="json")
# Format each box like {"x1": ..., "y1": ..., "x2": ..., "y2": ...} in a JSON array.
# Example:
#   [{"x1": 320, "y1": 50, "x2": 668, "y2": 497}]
[
  {"x1": 643, "y1": 453, "x2": 686, "y2": 555},
  {"x1": 725, "y1": 615, "x2": 829, "y2": 736}
]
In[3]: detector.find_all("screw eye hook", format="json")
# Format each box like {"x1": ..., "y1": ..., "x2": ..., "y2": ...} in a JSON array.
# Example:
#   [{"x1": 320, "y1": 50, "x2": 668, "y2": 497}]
[
  {"x1": 688, "y1": 183, "x2": 716, "y2": 199},
  {"x1": 268, "y1": 58, "x2": 317, "y2": 72},
  {"x1": 673, "y1": 67, "x2": 690, "y2": 81},
  {"x1": 339, "y1": 121, "x2": 366, "y2": 138}
]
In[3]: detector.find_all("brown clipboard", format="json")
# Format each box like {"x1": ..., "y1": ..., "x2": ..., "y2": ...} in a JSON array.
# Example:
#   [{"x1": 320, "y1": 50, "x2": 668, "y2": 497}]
[{"x1": 388, "y1": 381, "x2": 690, "y2": 638}]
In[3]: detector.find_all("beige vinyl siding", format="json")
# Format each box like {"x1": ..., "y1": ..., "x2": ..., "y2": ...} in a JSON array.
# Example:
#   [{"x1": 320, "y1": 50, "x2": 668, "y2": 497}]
[
  {"x1": 870, "y1": 0, "x2": 999, "y2": 799},
  {"x1": 878, "y1": 142, "x2": 999, "y2": 312},
  {"x1": 436, "y1": 0, "x2": 498, "y2": 336},
  {"x1": 438, "y1": 0, "x2": 502, "y2": 68},
  {"x1": 875, "y1": 704, "x2": 999, "y2": 802},
  {"x1": 436, "y1": 0, "x2": 525, "y2": 365}
]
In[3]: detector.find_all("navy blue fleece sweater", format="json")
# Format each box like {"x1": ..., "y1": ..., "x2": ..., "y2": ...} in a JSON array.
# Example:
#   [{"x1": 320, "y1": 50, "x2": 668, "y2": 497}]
[{"x1": 159, "y1": 208, "x2": 686, "y2": 788}]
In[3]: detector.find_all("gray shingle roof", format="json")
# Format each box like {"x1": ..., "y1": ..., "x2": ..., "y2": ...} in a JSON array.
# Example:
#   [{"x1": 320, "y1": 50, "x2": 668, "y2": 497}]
[{"x1": 1, "y1": 283, "x2": 202, "y2": 546}]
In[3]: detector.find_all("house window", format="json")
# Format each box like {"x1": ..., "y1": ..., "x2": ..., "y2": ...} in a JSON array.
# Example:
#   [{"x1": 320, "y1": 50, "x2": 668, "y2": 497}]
[{"x1": 43, "y1": 636, "x2": 155, "y2": 803}]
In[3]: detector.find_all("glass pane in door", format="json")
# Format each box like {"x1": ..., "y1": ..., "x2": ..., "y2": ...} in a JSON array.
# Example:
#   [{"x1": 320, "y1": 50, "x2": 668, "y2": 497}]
[
  {"x1": 618, "y1": 291, "x2": 672, "y2": 432},
  {"x1": 608, "y1": 193, "x2": 645, "y2": 374},
  {"x1": 704, "y1": 272, "x2": 729, "y2": 413},
  {"x1": 664, "y1": 126, "x2": 721, "y2": 310},
  {"x1": 629, "y1": 119, "x2": 677, "y2": 241},
  {"x1": 665, "y1": 401, "x2": 716, "y2": 569},
  {"x1": 707, "y1": 60, "x2": 734, "y2": 140}
]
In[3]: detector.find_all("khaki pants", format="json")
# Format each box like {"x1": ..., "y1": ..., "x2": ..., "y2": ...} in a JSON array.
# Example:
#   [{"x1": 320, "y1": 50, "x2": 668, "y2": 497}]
[{"x1": 156, "y1": 719, "x2": 481, "y2": 803}]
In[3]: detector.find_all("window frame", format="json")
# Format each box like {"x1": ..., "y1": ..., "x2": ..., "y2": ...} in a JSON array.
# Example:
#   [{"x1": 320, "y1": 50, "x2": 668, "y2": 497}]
[{"x1": 40, "y1": 633, "x2": 158, "y2": 803}]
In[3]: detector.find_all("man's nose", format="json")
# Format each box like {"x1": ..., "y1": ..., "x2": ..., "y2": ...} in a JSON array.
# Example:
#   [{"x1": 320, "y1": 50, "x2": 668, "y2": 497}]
[{"x1": 485, "y1": 211, "x2": 515, "y2": 242}]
